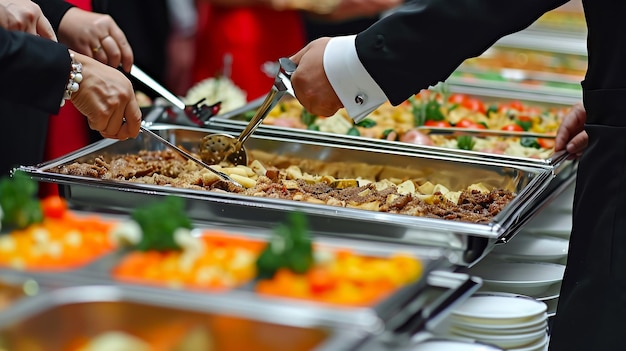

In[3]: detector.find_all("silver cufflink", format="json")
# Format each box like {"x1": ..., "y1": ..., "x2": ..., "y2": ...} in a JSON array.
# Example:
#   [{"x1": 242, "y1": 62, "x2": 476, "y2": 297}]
[{"x1": 355, "y1": 94, "x2": 365, "y2": 105}]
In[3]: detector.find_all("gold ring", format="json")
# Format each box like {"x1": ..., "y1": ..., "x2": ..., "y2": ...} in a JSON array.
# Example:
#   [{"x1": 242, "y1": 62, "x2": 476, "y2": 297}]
[{"x1": 92, "y1": 45, "x2": 102, "y2": 53}]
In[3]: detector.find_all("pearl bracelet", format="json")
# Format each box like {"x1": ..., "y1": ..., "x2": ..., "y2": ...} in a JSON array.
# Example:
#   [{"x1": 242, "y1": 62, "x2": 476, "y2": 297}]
[{"x1": 60, "y1": 53, "x2": 83, "y2": 107}]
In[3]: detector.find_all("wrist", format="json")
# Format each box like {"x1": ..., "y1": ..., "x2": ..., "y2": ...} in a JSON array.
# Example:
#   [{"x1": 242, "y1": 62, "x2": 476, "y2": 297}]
[{"x1": 60, "y1": 52, "x2": 83, "y2": 107}]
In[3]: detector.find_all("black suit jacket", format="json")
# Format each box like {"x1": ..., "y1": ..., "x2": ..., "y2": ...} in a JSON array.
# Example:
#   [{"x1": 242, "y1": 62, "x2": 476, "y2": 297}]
[
  {"x1": 355, "y1": 0, "x2": 568, "y2": 105},
  {"x1": 0, "y1": 0, "x2": 72, "y2": 176}
]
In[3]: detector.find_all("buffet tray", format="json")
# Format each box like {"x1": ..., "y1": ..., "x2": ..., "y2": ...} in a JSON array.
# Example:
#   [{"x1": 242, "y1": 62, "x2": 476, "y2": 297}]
[
  {"x1": 18, "y1": 125, "x2": 557, "y2": 265},
  {"x1": 205, "y1": 83, "x2": 581, "y2": 167},
  {"x1": 0, "y1": 268, "x2": 480, "y2": 350}
]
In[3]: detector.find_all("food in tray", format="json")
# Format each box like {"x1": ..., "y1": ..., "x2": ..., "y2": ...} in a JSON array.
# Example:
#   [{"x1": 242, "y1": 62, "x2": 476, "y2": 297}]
[
  {"x1": 112, "y1": 209, "x2": 424, "y2": 306},
  {"x1": 63, "y1": 314, "x2": 327, "y2": 351},
  {"x1": 183, "y1": 76, "x2": 247, "y2": 114},
  {"x1": 51, "y1": 149, "x2": 516, "y2": 224},
  {"x1": 112, "y1": 230, "x2": 264, "y2": 290},
  {"x1": 0, "y1": 173, "x2": 118, "y2": 270},
  {"x1": 109, "y1": 196, "x2": 262, "y2": 290},
  {"x1": 457, "y1": 46, "x2": 587, "y2": 80},
  {"x1": 257, "y1": 87, "x2": 567, "y2": 159},
  {"x1": 255, "y1": 212, "x2": 423, "y2": 306}
]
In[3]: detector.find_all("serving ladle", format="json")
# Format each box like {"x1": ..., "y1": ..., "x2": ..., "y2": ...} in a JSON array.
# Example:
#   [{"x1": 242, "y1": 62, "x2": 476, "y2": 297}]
[{"x1": 198, "y1": 58, "x2": 297, "y2": 166}]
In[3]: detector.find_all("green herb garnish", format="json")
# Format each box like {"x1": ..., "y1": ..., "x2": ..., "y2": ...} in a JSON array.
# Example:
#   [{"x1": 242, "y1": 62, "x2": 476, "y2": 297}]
[
  {"x1": 301, "y1": 109, "x2": 318, "y2": 126},
  {"x1": 457, "y1": 135, "x2": 475, "y2": 150},
  {"x1": 0, "y1": 171, "x2": 43, "y2": 230},
  {"x1": 520, "y1": 137, "x2": 541, "y2": 149},
  {"x1": 255, "y1": 212, "x2": 314, "y2": 279},
  {"x1": 130, "y1": 196, "x2": 192, "y2": 251},
  {"x1": 346, "y1": 127, "x2": 360, "y2": 136},
  {"x1": 356, "y1": 118, "x2": 377, "y2": 128}
]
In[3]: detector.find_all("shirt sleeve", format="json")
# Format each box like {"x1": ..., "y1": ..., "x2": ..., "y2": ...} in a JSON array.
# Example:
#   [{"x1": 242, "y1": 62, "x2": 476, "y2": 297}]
[{"x1": 323, "y1": 35, "x2": 388, "y2": 123}]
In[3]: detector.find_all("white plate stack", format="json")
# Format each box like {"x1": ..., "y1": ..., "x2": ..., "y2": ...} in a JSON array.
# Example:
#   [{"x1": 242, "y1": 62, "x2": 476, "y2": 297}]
[
  {"x1": 481, "y1": 233, "x2": 569, "y2": 316},
  {"x1": 446, "y1": 293, "x2": 549, "y2": 351}
]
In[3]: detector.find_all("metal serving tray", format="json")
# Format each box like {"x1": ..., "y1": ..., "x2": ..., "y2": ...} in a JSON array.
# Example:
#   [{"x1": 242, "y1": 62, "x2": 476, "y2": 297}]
[
  {"x1": 0, "y1": 270, "x2": 480, "y2": 350},
  {"x1": 18, "y1": 125, "x2": 556, "y2": 265},
  {"x1": 204, "y1": 84, "x2": 581, "y2": 167},
  {"x1": 0, "y1": 211, "x2": 463, "y2": 338}
]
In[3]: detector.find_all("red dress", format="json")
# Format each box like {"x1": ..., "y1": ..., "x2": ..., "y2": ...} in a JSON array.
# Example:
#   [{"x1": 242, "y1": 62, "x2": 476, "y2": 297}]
[
  {"x1": 192, "y1": 3, "x2": 306, "y2": 101},
  {"x1": 40, "y1": 0, "x2": 92, "y2": 197}
]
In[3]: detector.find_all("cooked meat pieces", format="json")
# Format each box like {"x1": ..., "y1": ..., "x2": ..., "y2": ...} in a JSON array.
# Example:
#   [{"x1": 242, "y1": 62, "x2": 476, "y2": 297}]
[{"x1": 48, "y1": 150, "x2": 515, "y2": 223}]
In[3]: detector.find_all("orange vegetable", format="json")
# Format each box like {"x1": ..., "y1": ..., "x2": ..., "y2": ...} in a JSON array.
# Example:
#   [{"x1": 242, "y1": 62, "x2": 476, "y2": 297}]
[
  {"x1": 0, "y1": 212, "x2": 117, "y2": 271},
  {"x1": 40, "y1": 196, "x2": 68, "y2": 219},
  {"x1": 111, "y1": 231, "x2": 264, "y2": 291},
  {"x1": 538, "y1": 138, "x2": 556, "y2": 149},
  {"x1": 255, "y1": 251, "x2": 423, "y2": 306}
]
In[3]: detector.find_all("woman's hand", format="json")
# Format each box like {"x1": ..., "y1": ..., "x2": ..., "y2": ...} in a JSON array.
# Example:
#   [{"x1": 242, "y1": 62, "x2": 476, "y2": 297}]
[
  {"x1": 290, "y1": 37, "x2": 343, "y2": 117},
  {"x1": 69, "y1": 51, "x2": 141, "y2": 140},
  {"x1": 555, "y1": 103, "x2": 587, "y2": 158},
  {"x1": 0, "y1": 0, "x2": 56, "y2": 40},
  {"x1": 58, "y1": 8, "x2": 133, "y2": 72}
]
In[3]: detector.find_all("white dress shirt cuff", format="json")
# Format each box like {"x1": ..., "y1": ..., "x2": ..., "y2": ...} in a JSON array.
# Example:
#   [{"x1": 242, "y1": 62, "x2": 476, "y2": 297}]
[{"x1": 323, "y1": 35, "x2": 388, "y2": 122}]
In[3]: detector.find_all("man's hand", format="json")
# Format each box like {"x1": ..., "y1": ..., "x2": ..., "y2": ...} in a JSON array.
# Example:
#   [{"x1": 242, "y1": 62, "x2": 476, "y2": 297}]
[
  {"x1": 58, "y1": 8, "x2": 133, "y2": 72},
  {"x1": 0, "y1": 0, "x2": 56, "y2": 40},
  {"x1": 289, "y1": 37, "x2": 343, "y2": 116},
  {"x1": 69, "y1": 51, "x2": 141, "y2": 140},
  {"x1": 555, "y1": 103, "x2": 587, "y2": 158}
]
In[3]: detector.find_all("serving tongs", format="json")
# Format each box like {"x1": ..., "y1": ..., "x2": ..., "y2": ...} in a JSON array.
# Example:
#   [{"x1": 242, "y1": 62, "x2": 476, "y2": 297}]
[
  {"x1": 139, "y1": 124, "x2": 243, "y2": 188},
  {"x1": 130, "y1": 64, "x2": 221, "y2": 126},
  {"x1": 416, "y1": 126, "x2": 556, "y2": 139},
  {"x1": 198, "y1": 58, "x2": 297, "y2": 166}
]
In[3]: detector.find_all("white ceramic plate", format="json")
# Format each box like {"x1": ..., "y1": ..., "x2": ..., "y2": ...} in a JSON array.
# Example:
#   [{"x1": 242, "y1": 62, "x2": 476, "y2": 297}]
[
  {"x1": 490, "y1": 234, "x2": 569, "y2": 263},
  {"x1": 450, "y1": 327, "x2": 547, "y2": 349},
  {"x1": 544, "y1": 296, "x2": 559, "y2": 317},
  {"x1": 542, "y1": 182, "x2": 575, "y2": 214},
  {"x1": 523, "y1": 212, "x2": 572, "y2": 238},
  {"x1": 451, "y1": 312, "x2": 548, "y2": 330},
  {"x1": 508, "y1": 333, "x2": 549, "y2": 351},
  {"x1": 468, "y1": 261, "x2": 565, "y2": 296},
  {"x1": 451, "y1": 294, "x2": 547, "y2": 325},
  {"x1": 535, "y1": 282, "x2": 561, "y2": 301},
  {"x1": 450, "y1": 320, "x2": 547, "y2": 336},
  {"x1": 412, "y1": 339, "x2": 503, "y2": 351}
]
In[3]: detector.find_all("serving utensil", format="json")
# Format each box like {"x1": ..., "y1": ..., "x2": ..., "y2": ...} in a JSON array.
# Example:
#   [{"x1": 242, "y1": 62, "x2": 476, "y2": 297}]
[
  {"x1": 198, "y1": 58, "x2": 297, "y2": 166},
  {"x1": 416, "y1": 126, "x2": 556, "y2": 139},
  {"x1": 139, "y1": 125, "x2": 243, "y2": 188},
  {"x1": 130, "y1": 64, "x2": 221, "y2": 126}
]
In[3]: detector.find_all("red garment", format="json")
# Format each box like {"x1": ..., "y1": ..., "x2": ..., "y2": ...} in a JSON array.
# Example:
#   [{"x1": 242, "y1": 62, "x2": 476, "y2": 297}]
[
  {"x1": 192, "y1": 3, "x2": 305, "y2": 101},
  {"x1": 40, "y1": 0, "x2": 92, "y2": 198}
]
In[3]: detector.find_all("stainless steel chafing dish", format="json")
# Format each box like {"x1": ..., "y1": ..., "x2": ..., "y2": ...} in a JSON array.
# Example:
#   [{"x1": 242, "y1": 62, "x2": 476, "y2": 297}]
[
  {"x1": 18, "y1": 124, "x2": 562, "y2": 265},
  {"x1": 203, "y1": 83, "x2": 580, "y2": 168},
  {"x1": 0, "y1": 268, "x2": 480, "y2": 350}
]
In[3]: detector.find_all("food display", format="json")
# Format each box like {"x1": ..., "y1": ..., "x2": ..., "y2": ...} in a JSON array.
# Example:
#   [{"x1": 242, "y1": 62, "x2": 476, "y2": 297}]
[
  {"x1": 452, "y1": 46, "x2": 586, "y2": 89},
  {"x1": 0, "y1": 173, "x2": 118, "y2": 271},
  {"x1": 0, "y1": 295, "x2": 333, "y2": 351},
  {"x1": 112, "y1": 231, "x2": 264, "y2": 291},
  {"x1": 50, "y1": 148, "x2": 516, "y2": 224},
  {"x1": 107, "y1": 203, "x2": 425, "y2": 306},
  {"x1": 245, "y1": 89, "x2": 567, "y2": 159}
]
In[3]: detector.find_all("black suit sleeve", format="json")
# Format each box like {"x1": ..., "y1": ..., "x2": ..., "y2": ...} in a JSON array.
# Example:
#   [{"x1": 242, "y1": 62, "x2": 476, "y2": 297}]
[
  {"x1": 355, "y1": 0, "x2": 569, "y2": 105},
  {"x1": 32, "y1": 0, "x2": 74, "y2": 32},
  {"x1": 0, "y1": 28, "x2": 71, "y2": 114}
]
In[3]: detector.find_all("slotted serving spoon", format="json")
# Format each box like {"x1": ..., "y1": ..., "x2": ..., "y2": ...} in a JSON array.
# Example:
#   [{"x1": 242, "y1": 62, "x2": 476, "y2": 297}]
[{"x1": 199, "y1": 58, "x2": 297, "y2": 166}]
